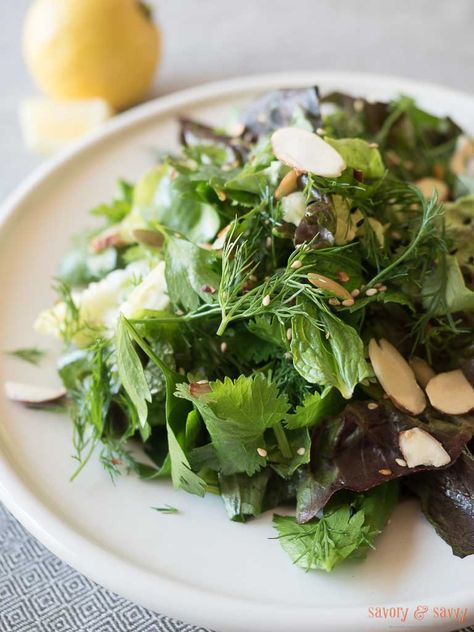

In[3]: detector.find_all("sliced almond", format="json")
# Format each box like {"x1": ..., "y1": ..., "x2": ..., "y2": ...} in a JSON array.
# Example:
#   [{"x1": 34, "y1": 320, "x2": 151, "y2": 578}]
[
  {"x1": 271, "y1": 127, "x2": 346, "y2": 177},
  {"x1": 409, "y1": 357, "x2": 436, "y2": 389},
  {"x1": 307, "y1": 273, "x2": 353, "y2": 301},
  {"x1": 399, "y1": 427, "x2": 451, "y2": 468},
  {"x1": 211, "y1": 224, "x2": 231, "y2": 250},
  {"x1": 90, "y1": 226, "x2": 126, "y2": 253},
  {"x1": 425, "y1": 369, "x2": 474, "y2": 415},
  {"x1": 415, "y1": 177, "x2": 449, "y2": 202},
  {"x1": 275, "y1": 169, "x2": 299, "y2": 199},
  {"x1": 4, "y1": 381, "x2": 66, "y2": 406},
  {"x1": 132, "y1": 229, "x2": 164, "y2": 248},
  {"x1": 368, "y1": 339, "x2": 426, "y2": 415}
]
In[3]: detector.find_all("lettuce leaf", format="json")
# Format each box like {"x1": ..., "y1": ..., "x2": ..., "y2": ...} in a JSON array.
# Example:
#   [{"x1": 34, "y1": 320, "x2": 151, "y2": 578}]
[
  {"x1": 407, "y1": 451, "x2": 474, "y2": 558},
  {"x1": 290, "y1": 303, "x2": 371, "y2": 399},
  {"x1": 297, "y1": 400, "x2": 474, "y2": 522}
]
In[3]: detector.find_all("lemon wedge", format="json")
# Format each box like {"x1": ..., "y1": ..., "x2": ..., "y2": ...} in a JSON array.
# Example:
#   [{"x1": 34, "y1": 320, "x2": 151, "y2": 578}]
[{"x1": 20, "y1": 98, "x2": 113, "y2": 155}]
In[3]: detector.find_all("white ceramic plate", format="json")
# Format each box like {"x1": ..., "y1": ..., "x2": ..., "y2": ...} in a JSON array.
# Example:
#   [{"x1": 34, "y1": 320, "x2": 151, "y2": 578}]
[{"x1": 1, "y1": 72, "x2": 473, "y2": 632}]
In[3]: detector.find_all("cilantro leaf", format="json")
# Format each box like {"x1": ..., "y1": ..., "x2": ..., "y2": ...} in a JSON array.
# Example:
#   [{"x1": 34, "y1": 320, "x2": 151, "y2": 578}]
[
  {"x1": 176, "y1": 374, "x2": 290, "y2": 475},
  {"x1": 284, "y1": 388, "x2": 342, "y2": 430},
  {"x1": 273, "y1": 483, "x2": 398, "y2": 572}
]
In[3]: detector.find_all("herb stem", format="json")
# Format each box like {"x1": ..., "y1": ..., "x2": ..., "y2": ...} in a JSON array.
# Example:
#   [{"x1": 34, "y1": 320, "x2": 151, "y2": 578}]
[
  {"x1": 273, "y1": 422, "x2": 292, "y2": 459},
  {"x1": 366, "y1": 193, "x2": 440, "y2": 288}
]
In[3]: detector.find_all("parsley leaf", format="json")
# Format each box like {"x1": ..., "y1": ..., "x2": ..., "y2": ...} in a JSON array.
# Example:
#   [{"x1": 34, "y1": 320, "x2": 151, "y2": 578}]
[
  {"x1": 176, "y1": 374, "x2": 290, "y2": 476},
  {"x1": 273, "y1": 483, "x2": 398, "y2": 572}
]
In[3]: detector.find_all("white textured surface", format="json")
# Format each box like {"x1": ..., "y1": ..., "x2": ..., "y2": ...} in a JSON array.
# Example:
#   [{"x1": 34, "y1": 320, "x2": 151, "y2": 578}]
[{"x1": 1, "y1": 0, "x2": 474, "y2": 199}]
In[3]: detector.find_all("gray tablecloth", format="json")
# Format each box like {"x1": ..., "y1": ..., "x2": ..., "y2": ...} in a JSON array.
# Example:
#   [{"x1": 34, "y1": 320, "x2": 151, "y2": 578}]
[
  {"x1": 0, "y1": 504, "x2": 211, "y2": 632},
  {"x1": 1, "y1": 1, "x2": 474, "y2": 630}
]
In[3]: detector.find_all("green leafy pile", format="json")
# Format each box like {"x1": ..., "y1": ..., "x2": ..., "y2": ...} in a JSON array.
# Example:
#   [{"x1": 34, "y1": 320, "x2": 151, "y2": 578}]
[{"x1": 29, "y1": 86, "x2": 474, "y2": 571}]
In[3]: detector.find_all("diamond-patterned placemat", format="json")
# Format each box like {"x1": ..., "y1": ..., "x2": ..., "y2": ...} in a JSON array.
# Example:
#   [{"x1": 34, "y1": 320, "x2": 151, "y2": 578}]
[
  {"x1": 0, "y1": 503, "x2": 211, "y2": 632},
  {"x1": 0, "y1": 502, "x2": 472, "y2": 632}
]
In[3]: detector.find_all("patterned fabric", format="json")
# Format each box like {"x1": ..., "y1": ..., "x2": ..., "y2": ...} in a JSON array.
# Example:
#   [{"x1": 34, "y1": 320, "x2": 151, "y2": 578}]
[
  {"x1": 0, "y1": 503, "x2": 211, "y2": 632},
  {"x1": 0, "y1": 501, "x2": 472, "y2": 632}
]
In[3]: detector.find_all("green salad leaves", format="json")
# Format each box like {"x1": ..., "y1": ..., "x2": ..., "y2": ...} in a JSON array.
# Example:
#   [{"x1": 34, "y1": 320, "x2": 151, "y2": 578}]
[{"x1": 26, "y1": 86, "x2": 474, "y2": 572}]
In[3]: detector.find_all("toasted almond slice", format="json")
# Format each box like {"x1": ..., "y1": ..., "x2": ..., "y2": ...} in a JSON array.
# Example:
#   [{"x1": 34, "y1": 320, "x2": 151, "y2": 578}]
[
  {"x1": 275, "y1": 169, "x2": 299, "y2": 199},
  {"x1": 211, "y1": 224, "x2": 231, "y2": 250},
  {"x1": 90, "y1": 226, "x2": 126, "y2": 252},
  {"x1": 307, "y1": 273, "x2": 353, "y2": 301},
  {"x1": 4, "y1": 381, "x2": 66, "y2": 406},
  {"x1": 399, "y1": 427, "x2": 451, "y2": 468},
  {"x1": 271, "y1": 127, "x2": 346, "y2": 177},
  {"x1": 368, "y1": 339, "x2": 426, "y2": 415},
  {"x1": 409, "y1": 357, "x2": 436, "y2": 389},
  {"x1": 425, "y1": 369, "x2": 474, "y2": 415},
  {"x1": 415, "y1": 177, "x2": 449, "y2": 202},
  {"x1": 132, "y1": 229, "x2": 164, "y2": 248}
]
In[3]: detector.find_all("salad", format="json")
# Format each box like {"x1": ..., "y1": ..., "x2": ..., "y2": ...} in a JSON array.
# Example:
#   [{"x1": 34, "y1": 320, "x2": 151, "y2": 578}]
[{"x1": 6, "y1": 86, "x2": 474, "y2": 573}]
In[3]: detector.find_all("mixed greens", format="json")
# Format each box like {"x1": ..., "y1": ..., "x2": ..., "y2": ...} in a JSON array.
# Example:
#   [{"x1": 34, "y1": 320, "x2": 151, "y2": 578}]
[{"x1": 14, "y1": 86, "x2": 474, "y2": 572}]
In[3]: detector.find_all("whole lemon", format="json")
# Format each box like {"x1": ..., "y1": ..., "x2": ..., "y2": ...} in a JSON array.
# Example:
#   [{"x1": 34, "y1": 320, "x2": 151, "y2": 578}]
[{"x1": 23, "y1": 0, "x2": 160, "y2": 110}]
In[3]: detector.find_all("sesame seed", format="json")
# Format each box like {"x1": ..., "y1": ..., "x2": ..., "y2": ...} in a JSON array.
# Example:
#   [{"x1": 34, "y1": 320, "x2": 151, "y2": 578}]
[
  {"x1": 374, "y1": 283, "x2": 383, "y2": 289},
  {"x1": 178, "y1": 367, "x2": 185, "y2": 375},
  {"x1": 328, "y1": 298, "x2": 341, "y2": 306},
  {"x1": 351, "y1": 288, "x2": 361, "y2": 297},
  {"x1": 190, "y1": 380, "x2": 212, "y2": 396},
  {"x1": 286, "y1": 328, "x2": 293, "y2": 341},
  {"x1": 365, "y1": 288, "x2": 378, "y2": 296},
  {"x1": 342, "y1": 298, "x2": 355, "y2": 307},
  {"x1": 290, "y1": 260, "x2": 302, "y2": 270},
  {"x1": 262, "y1": 294, "x2": 271, "y2": 307},
  {"x1": 266, "y1": 236, "x2": 272, "y2": 249},
  {"x1": 391, "y1": 231, "x2": 402, "y2": 240},
  {"x1": 353, "y1": 99, "x2": 364, "y2": 112},
  {"x1": 257, "y1": 447, "x2": 268, "y2": 458},
  {"x1": 296, "y1": 447, "x2": 306, "y2": 456},
  {"x1": 378, "y1": 468, "x2": 392, "y2": 476},
  {"x1": 220, "y1": 342, "x2": 228, "y2": 353},
  {"x1": 336, "y1": 271, "x2": 350, "y2": 283},
  {"x1": 316, "y1": 127, "x2": 325, "y2": 135},
  {"x1": 217, "y1": 190, "x2": 226, "y2": 202},
  {"x1": 395, "y1": 458, "x2": 407, "y2": 467},
  {"x1": 367, "y1": 402, "x2": 378, "y2": 410},
  {"x1": 369, "y1": 142, "x2": 379, "y2": 149},
  {"x1": 379, "y1": 285, "x2": 387, "y2": 292}
]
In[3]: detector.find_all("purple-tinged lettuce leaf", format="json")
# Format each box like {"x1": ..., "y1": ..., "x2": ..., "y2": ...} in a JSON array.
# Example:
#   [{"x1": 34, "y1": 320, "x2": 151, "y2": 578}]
[
  {"x1": 241, "y1": 87, "x2": 322, "y2": 141},
  {"x1": 297, "y1": 400, "x2": 474, "y2": 523},
  {"x1": 407, "y1": 451, "x2": 474, "y2": 558}
]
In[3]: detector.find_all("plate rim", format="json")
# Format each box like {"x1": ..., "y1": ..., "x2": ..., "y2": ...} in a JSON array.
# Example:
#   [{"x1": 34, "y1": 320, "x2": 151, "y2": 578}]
[{"x1": 1, "y1": 70, "x2": 474, "y2": 632}]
